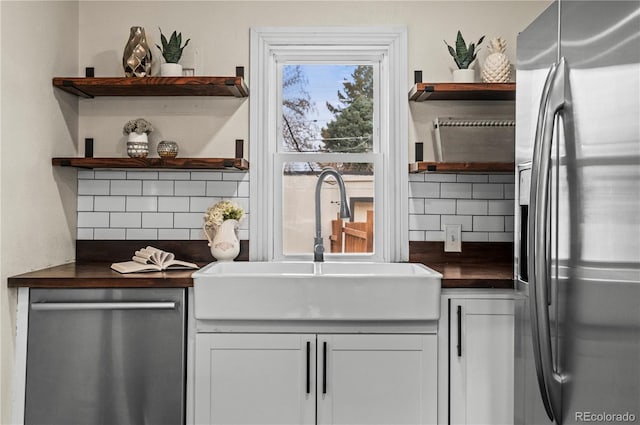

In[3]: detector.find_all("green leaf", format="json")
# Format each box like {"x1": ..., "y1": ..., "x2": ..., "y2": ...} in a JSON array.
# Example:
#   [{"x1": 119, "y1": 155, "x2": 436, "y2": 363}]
[{"x1": 455, "y1": 30, "x2": 468, "y2": 59}]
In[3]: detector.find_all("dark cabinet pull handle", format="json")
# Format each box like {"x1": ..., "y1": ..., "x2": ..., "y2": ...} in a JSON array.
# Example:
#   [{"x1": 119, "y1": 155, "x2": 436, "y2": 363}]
[
  {"x1": 322, "y1": 341, "x2": 327, "y2": 395},
  {"x1": 457, "y1": 305, "x2": 462, "y2": 357},
  {"x1": 306, "y1": 341, "x2": 311, "y2": 394}
]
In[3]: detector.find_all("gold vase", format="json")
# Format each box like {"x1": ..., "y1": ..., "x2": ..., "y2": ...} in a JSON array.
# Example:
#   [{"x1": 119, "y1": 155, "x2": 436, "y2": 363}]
[{"x1": 123, "y1": 26, "x2": 152, "y2": 77}]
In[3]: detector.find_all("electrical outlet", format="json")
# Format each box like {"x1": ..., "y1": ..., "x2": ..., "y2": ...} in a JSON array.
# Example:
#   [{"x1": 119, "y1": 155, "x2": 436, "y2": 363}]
[{"x1": 444, "y1": 224, "x2": 462, "y2": 252}]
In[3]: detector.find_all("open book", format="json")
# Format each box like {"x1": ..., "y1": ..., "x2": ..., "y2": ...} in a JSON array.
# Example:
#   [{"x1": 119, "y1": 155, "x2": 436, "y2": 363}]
[{"x1": 111, "y1": 246, "x2": 199, "y2": 274}]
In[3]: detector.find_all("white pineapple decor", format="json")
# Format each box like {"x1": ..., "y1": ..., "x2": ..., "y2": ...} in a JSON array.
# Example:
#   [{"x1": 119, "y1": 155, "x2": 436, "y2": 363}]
[{"x1": 482, "y1": 37, "x2": 511, "y2": 83}]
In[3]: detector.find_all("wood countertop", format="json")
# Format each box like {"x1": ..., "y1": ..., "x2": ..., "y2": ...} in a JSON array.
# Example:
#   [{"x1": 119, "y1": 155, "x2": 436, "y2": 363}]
[{"x1": 7, "y1": 241, "x2": 514, "y2": 289}]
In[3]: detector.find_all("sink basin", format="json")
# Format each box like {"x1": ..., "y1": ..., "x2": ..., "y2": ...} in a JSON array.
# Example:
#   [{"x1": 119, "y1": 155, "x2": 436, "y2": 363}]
[{"x1": 192, "y1": 262, "x2": 442, "y2": 321}]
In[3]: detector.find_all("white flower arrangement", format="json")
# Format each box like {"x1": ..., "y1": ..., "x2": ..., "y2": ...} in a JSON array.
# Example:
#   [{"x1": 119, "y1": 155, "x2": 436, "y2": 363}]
[
  {"x1": 123, "y1": 118, "x2": 154, "y2": 135},
  {"x1": 204, "y1": 200, "x2": 244, "y2": 228}
]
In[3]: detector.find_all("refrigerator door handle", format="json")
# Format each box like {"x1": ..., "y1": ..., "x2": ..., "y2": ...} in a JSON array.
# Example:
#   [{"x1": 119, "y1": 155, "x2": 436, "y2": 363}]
[{"x1": 529, "y1": 58, "x2": 567, "y2": 424}]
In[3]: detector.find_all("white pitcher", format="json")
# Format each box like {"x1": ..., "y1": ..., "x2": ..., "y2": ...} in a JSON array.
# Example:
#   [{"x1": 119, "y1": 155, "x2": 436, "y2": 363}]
[{"x1": 204, "y1": 219, "x2": 240, "y2": 262}]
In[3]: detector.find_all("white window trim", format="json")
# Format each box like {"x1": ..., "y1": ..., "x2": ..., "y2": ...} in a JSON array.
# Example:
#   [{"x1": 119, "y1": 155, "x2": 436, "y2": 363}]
[{"x1": 249, "y1": 26, "x2": 408, "y2": 262}]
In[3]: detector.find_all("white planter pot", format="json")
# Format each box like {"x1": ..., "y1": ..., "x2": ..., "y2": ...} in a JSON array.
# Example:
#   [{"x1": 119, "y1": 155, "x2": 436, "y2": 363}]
[
  {"x1": 127, "y1": 132, "x2": 148, "y2": 143},
  {"x1": 160, "y1": 63, "x2": 183, "y2": 77},
  {"x1": 453, "y1": 69, "x2": 475, "y2": 83}
]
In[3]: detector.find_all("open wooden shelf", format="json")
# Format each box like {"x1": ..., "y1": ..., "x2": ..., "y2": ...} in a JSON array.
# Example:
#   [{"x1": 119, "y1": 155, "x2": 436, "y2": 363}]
[
  {"x1": 52, "y1": 157, "x2": 249, "y2": 170},
  {"x1": 409, "y1": 162, "x2": 515, "y2": 173},
  {"x1": 52, "y1": 76, "x2": 249, "y2": 98},
  {"x1": 408, "y1": 82, "x2": 515, "y2": 101}
]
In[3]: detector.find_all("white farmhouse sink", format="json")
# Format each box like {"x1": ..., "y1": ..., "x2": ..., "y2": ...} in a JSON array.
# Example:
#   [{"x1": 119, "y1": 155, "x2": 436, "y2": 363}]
[{"x1": 192, "y1": 262, "x2": 442, "y2": 321}]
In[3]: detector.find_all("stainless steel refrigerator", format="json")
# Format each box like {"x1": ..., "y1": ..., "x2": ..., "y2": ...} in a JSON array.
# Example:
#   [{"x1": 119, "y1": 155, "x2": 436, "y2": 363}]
[{"x1": 514, "y1": 1, "x2": 640, "y2": 425}]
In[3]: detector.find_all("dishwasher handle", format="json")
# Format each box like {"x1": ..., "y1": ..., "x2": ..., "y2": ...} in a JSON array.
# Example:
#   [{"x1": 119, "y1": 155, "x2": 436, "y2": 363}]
[{"x1": 31, "y1": 301, "x2": 177, "y2": 311}]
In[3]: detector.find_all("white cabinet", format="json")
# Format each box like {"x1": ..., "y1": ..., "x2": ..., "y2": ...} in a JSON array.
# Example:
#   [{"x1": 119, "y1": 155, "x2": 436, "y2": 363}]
[
  {"x1": 439, "y1": 293, "x2": 515, "y2": 425},
  {"x1": 195, "y1": 333, "x2": 437, "y2": 425}
]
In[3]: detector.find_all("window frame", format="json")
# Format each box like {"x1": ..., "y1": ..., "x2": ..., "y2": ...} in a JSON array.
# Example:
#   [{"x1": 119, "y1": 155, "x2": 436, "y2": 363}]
[{"x1": 249, "y1": 26, "x2": 408, "y2": 262}]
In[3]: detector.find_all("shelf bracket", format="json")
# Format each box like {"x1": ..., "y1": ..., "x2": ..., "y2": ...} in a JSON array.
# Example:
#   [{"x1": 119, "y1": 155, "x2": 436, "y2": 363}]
[
  {"x1": 415, "y1": 85, "x2": 435, "y2": 102},
  {"x1": 61, "y1": 80, "x2": 94, "y2": 99}
]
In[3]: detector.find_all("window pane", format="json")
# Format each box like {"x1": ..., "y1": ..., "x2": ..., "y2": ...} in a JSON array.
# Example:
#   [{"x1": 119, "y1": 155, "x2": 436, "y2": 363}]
[
  {"x1": 282, "y1": 163, "x2": 374, "y2": 255},
  {"x1": 281, "y1": 64, "x2": 374, "y2": 153}
]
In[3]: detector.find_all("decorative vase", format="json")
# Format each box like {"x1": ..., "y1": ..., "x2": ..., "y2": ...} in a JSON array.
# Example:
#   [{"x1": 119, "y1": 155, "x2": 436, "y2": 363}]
[
  {"x1": 123, "y1": 26, "x2": 152, "y2": 77},
  {"x1": 453, "y1": 68, "x2": 475, "y2": 83},
  {"x1": 157, "y1": 140, "x2": 179, "y2": 158},
  {"x1": 482, "y1": 37, "x2": 511, "y2": 83},
  {"x1": 160, "y1": 63, "x2": 183, "y2": 77},
  {"x1": 126, "y1": 132, "x2": 149, "y2": 158},
  {"x1": 204, "y1": 220, "x2": 240, "y2": 262}
]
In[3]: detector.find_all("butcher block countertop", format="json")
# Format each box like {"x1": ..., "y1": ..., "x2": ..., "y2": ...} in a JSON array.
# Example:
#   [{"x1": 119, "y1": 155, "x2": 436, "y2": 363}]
[{"x1": 8, "y1": 241, "x2": 514, "y2": 289}]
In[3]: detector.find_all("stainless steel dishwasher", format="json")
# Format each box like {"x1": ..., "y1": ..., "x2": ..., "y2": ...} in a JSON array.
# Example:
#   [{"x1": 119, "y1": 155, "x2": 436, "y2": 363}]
[{"x1": 24, "y1": 288, "x2": 186, "y2": 425}]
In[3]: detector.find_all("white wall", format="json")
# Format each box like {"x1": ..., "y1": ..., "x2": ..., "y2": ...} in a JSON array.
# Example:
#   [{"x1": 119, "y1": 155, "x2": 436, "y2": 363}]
[
  {"x1": 0, "y1": 1, "x2": 79, "y2": 422},
  {"x1": 77, "y1": 1, "x2": 549, "y2": 160}
]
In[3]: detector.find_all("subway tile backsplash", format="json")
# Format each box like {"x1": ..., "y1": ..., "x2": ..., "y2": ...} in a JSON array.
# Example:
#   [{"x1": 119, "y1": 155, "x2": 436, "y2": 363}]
[
  {"x1": 77, "y1": 170, "x2": 250, "y2": 240},
  {"x1": 77, "y1": 170, "x2": 513, "y2": 243},
  {"x1": 409, "y1": 173, "x2": 515, "y2": 242}
]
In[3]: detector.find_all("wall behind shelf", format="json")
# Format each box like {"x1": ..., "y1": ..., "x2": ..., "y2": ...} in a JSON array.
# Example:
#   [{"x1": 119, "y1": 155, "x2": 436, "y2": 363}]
[{"x1": 75, "y1": 1, "x2": 549, "y2": 158}]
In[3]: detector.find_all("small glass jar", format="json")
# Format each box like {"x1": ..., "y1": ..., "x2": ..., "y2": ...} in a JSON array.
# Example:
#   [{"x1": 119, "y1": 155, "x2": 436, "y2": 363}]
[{"x1": 157, "y1": 140, "x2": 179, "y2": 158}]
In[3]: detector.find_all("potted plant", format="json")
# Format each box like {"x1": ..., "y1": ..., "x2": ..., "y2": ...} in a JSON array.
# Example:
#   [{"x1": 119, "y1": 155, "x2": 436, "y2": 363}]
[
  {"x1": 123, "y1": 118, "x2": 153, "y2": 158},
  {"x1": 203, "y1": 200, "x2": 244, "y2": 261},
  {"x1": 444, "y1": 31, "x2": 485, "y2": 82},
  {"x1": 156, "y1": 28, "x2": 190, "y2": 76}
]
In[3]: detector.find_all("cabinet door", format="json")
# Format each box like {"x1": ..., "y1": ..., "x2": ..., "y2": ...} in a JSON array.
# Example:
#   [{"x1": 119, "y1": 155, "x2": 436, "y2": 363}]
[
  {"x1": 195, "y1": 333, "x2": 315, "y2": 425},
  {"x1": 317, "y1": 334, "x2": 437, "y2": 425},
  {"x1": 450, "y1": 299, "x2": 514, "y2": 425}
]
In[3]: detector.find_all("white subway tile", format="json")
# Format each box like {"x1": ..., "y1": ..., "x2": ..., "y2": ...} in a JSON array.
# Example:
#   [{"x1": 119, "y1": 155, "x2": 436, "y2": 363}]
[
  {"x1": 190, "y1": 228, "x2": 206, "y2": 240},
  {"x1": 488, "y1": 200, "x2": 515, "y2": 215},
  {"x1": 77, "y1": 170, "x2": 95, "y2": 179},
  {"x1": 126, "y1": 228, "x2": 158, "y2": 240},
  {"x1": 408, "y1": 173, "x2": 425, "y2": 182},
  {"x1": 473, "y1": 216, "x2": 504, "y2": 232},
  {"x1": 233, "y1": 198, "x2": 250, "y2": 214},
  {"x1": 94, "y1": 196, "x2": 126, "y2": 212},
  {"x1": 175, "y1": 181, "x2": 206, "y2": 196},
  {"x1": 239, "y1": 214, "x2": 249, "y2": 230},
  {"x1": 409, "y1": 182, "x2": 439, "y2": 198},
  {"x1": 77, "y1": 196, "x2": 94, "y2": 211},
  {"x1": 237, "y1": 181, "x2": 249, "y2": 197},
  {"x1": 409, "y1": 230, "x2": 426, "y2": 241},
  {"x1": 190, "y1": 197, "x2": 218, "y2": 213},
  {"x1": 223, "y1": 171, "x2": 249, "y2": 181},
  {"x1": 158, "y1": 229, "x2": 191, "y2": 240},
  {"x1": 408, "y1": 199, "x2": 425, "y2": 214},
  {"x1": 143, "y1": 180, "x2": 174, "y2": 196},
  {"x1": 159, "y1": 171, "x2": 191, "y2": 180},
  {"x1": 425, "y1": 199, "x2": 456, "y2": 215},
  {"x1": 457, "y1": 174, "x2": 488, "y2": 183},
  {"x1": 77, "y1": 212, "x2": 109, "y2": 228},
  {"x1": 238, "y1": 229, "x2": 249, "y2": 240},
  {"x1": 489, "y1": 173, "x2": 515, "y2": 183},
  {"x1": 206, "y1": 181, "x2": 238, "y2": 197},
  {"x1": 127, "y1": 171, "x2": 158, "y2": 180},
  {"x1": 94, "y1": 170, "x2": 126, "y2": 180},
  {"x1": 441, "y1": 183, "x2": 472, "y2": 199},
  {"x1": 473, "y1": 183, "x2": 504, "y2": 199},
  {"x1": 462, "y1": 232, "x2": 489, "y2": 242},
  {"x1": 110, "y1": 212, "x2": 141, "y2": 228},
  {"x1": 127, "y1": 196, "x2": 158, "y2": 212},
  {"x1": 457, "y1": 200, "x2": 488, "y2": 215},
  {"x1": 441, "y1": 215, "x2": 473, "y2": 231},
  {"x1": 76, "y1": 228, "x2": 94, "y2": 240},
  {"x1": 505, "y1": 216, "x2": 515, "y2": 232},
  {"x1": 424, "y1": 174, "x2": 456, "y2": 183},
  {"x1": 142, "y1": 212, "x2": 174, "y2": 228},
  {"x1": 175, "y1": 212, "x2": 206, "y2": 229},
  {"x1": 425, "y1": 231, "x2": 445, "y2": 241},
  {"x1": 489, "y1": 232, "x2": 514, "y2": 242},
  {"x1": 504, "y1": 183, "x2": 515, "y2": 199},
  {"x1": 409, "y1": 214, "x2": 440, "y2": 231},
  {"x1": 191, "y1": 171, "x2": 223, "y2": 181},
  {"x1": 94, "y1": 228, "x2": 126, "y2": 239},
  {"x1": 159, "y1": 196, "x2": 190, "y2": 212},
  {"x1": 78, "y1": 180, "x2": 109, "y2": 195},
  {"x1": 111, "y1": 180, "x2": 142, "y2": 196}
]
